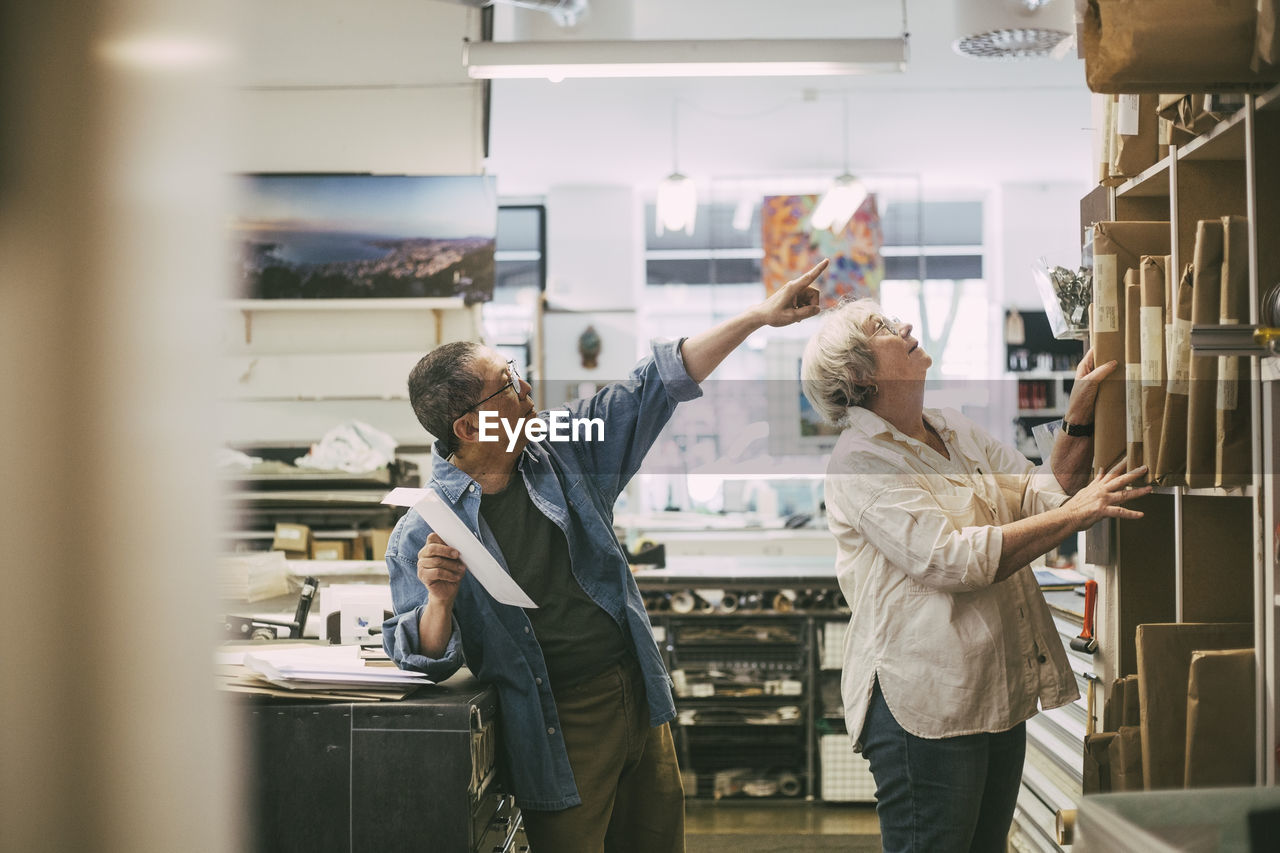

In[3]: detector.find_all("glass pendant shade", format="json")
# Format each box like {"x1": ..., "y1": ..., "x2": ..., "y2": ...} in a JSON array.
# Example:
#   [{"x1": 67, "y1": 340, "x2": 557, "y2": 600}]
[{"x1": 656, "y1": 172, "x2": 697, "y2": 236}]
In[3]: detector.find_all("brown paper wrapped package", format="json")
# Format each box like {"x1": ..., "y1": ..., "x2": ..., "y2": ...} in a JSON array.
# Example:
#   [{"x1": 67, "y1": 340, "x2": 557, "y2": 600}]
[
  {"x1": 1111, "y1": 94, "x2": 1160, "y2": 180},
  {"x1": 1186, "y1": 220, "x2": 1224, "y2": 489},
  {"x1": 1084, "y1": 732, "x2": 1118, "y2": 794},
  {"x1": 1185, "y1": 648, "x2": 1255, "y2": 787},
  {"x1": 1110, "y1": 726, "x2": 1145, "y2": 791},
  {"x1": 1139, "y1": 257, "x2": 1167, "y2": 471},
  {"x1": 1135, "y1": 621, "x2": 1252, "y2": 790},
  {"x1": 1125, "y1": 277, "x2": 1144, "y2": 472},
  {"x1": 1257, "y1": 0, "x2": 1279, "y2": 70},
  {"x1": 1155, "y1": 265, "x2": 1193, "y2": 484},
  {"x1": 1090, "y1": 221, "x2": 1170, "y2": 476},
  {"x1": 1216, "y1": 215, "x2": 1252, "y2": 487},
  {"x1": 1156, "y1": 94, "x2": 1244, "y2": 138},
  {"x1": 1083, "y1": 0, "x2": 1280, "y2": 93}
]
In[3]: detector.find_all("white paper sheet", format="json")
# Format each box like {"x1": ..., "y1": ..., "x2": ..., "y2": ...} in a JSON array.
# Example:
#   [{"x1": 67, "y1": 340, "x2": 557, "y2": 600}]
[{"x1": 382, "y1": 488, "x2": 538, "y2": 608}]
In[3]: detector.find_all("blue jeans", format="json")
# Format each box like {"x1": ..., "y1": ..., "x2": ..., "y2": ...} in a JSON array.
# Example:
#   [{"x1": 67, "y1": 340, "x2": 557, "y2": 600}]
[{"x1": 860, "y1": 678, "x2": 1026, "y2": 853}]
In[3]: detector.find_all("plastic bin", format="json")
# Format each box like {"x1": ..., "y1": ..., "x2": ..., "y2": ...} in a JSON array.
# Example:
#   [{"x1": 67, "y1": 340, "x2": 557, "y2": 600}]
[{"x1": 1075, "y1": 787, "x2": 1280, "y2": 852}]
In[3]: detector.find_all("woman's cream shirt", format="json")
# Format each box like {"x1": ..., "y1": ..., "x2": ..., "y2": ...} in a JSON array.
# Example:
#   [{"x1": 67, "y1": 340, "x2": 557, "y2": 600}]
[{"x1": 827, "y1": 407, "x2": 1080, "y2": 748}]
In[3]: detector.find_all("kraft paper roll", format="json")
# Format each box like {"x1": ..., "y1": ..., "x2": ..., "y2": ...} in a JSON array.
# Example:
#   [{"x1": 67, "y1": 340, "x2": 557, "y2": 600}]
[{"x1": 1186, "y1": 220, "x2": 1224, "y2": 489}]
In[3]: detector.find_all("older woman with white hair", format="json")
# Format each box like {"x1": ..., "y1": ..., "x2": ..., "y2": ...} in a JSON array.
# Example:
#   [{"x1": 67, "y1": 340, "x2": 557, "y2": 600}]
[{"x1": 802, "y1": 298, "x2": 1149, "y2": 853}]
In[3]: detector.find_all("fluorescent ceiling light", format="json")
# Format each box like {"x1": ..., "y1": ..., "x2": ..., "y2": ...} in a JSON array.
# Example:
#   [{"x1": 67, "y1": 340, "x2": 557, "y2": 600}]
[
  {"x1": 464, "y1": 38, "x2": 908, "y2": 80},
  {"x1": 810, "y1": 174, "x2": 868, "y2": 234}
]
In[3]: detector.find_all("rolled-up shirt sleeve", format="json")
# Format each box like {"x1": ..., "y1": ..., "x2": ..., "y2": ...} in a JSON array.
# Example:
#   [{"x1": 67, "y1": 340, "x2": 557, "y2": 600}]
[
  {"x1": 850, "y1": 485, "x2": 1003, "y2": 593},
  {"x1": 383, "y1": 605, "x2": 465, "y2": 678},
  {"x1": 559, "y1": 338, "x2": 703, "y2": 505},
  {"x1": 381, "y1": 542, "x2": 466, "y2": 680}
]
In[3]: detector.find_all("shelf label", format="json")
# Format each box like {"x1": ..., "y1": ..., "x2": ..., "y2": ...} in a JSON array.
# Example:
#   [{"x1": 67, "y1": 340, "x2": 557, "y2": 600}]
[
  {"x1": 1140, "y1": 306, "x2": 1164, "y2": 386},
  {"x1": 1126, "y1": 362, "x2": 1143, "y2": 444},
  {"x1": 1217, "y1": 316, "x2": 1240, "y2": 411},
  {"x1": 1169, "y1": 317, "x2": 1192, "y2": 396},
  {"x1": 1218, "y1": 356, "x2": 1240, "y2": 411},
  {"x1": 1094, "y1": 255, "x2": 1120, "y2": 333},
  {"x1": 1117, "y1": 94, "x2": 1141, "y2": 136}
]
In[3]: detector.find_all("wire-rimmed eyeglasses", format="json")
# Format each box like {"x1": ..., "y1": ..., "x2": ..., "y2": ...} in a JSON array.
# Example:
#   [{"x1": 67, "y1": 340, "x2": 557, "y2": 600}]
[
  {"x1": 463, "y1": 360, "x2": 521, "y2": 414},
  {"x1": 869, "y1": 315, "x2": 905, "y2": 338}
]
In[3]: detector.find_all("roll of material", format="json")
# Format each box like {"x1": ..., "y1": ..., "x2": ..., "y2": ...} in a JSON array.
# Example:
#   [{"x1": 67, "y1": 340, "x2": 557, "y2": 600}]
[
  {"x1": 771, "y1": 590, "x2": 797, "y2": 612},
  {"x1": 1056, "y1": 809, "x2": 1076, "y2": 846},
  {"x1": 670, "y1": 590, "x2": 696, "y2": 614},
  {"x1": 776, "y1": 772, "x2": 802, "y2": 797},
  {"x1": 742, "y1": 778, "x2": 778, "y2": 797},
  {"x1": 718, "y1": 593, "x2": 740, "y2": 614}
]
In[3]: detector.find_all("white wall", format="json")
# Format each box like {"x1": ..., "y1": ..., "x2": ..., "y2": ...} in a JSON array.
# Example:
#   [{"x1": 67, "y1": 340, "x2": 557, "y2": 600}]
[
  {"x1": 546, "y1": 185, "x2": 645, "y2": 311},
  {"x1": 997, "y1": 182, "x2": 1091, "y2": 310},
  {"x1": 223, "y1": 0, "x2": 486, "y2": 449}
]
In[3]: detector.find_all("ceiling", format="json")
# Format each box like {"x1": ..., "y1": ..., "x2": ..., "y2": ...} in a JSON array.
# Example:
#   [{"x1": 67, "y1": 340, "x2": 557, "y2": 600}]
[{"x1": 483, "y1": 0, "x2": 1094, "y2": 197}]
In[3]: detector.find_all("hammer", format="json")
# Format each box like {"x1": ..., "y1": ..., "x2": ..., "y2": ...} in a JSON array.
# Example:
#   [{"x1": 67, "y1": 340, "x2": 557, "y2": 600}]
[{"x1": 1071, "y1": 579, "x2": 1098, "y2": 654}]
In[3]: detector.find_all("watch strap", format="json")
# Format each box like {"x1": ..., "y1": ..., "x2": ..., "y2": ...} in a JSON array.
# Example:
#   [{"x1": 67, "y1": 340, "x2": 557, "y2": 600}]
[{"x1": 1062, "y1": 419, "x2": 1094, "y2": 437}]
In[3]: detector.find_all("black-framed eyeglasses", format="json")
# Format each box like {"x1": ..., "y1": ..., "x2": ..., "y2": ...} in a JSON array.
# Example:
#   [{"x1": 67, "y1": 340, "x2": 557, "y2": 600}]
[
  {"x1": 869, "y1": 315, "x2": 904, "y2": 338},
  {"x1": 462, "y1": 360, "x2": 521, "y2": 414}
]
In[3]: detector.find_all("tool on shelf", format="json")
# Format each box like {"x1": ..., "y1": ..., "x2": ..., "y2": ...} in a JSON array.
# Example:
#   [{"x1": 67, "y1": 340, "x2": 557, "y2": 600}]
[
  {"x1": 223, "y1": 575, "x2": 319, "y2": 641},
  {"x1": 1189, "y1": 324, "x2": 1280, "y2": 357},
  {"x1": 1071, "y1": 579, "x2": 1099, "y2": 655}
]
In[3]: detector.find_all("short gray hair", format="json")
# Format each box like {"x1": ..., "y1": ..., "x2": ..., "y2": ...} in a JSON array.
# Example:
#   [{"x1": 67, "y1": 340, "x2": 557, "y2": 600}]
[
  {"x1": 408, "y1": 341, "x2": 485, "y2": 454},
  {"x1": 800, "y1": 298, "x2": 880, "y2": 427}
]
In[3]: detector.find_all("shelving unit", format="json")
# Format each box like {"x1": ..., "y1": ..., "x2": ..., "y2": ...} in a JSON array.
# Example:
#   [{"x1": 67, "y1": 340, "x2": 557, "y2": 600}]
[
  {"x1": 1013, "y1": 83, "x2": 1280, "y2": 853},
  {"x1": 1010, "y1": 370, "x2": 1078, "y2": 463},
  {"x1": 634, "y1": 559, "x2": 850, "y2": 802},
  {"x1": 222, "y1": 454, "x2": 414, "y2": 543}
]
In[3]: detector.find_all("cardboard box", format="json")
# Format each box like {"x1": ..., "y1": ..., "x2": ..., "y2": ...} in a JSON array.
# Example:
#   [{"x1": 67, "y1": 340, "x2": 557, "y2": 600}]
[
  {"x1": 348, "y1": 532, "x2": 369, "y2": 561},
  {"x1": 368, "y1": 528, "x2": 394, "y2": 561},
  {"x1": 271, "y1": 522, "x2": 311, "y2": 555},
  {"x1": 310, "y1": 539, "x2": 349, "y2": 561},
  {"x1": 1091, "y1": 221, "x2": 1171, "y2": 475},
  {"x1": 1083, "y1": 0, "x2": 1280, "y2": 93},
  {"x1": 1135, "y1": 621, "x2": 1253, "y2": 790}
]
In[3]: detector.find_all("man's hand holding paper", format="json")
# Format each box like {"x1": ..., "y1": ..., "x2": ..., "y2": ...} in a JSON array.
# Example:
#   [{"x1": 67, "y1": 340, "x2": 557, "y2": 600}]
[
  {"x1": 417, "y1": 532, "x2": 467, "y2": 607},
  {"x1": 382, "y1": 488, "x2": 537, "y2": 609}
]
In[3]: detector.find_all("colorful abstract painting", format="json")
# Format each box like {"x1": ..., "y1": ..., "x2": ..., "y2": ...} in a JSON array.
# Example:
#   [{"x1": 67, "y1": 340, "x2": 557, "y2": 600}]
[{"x1": 761, "y1": 193, "x2": 884, "y2": 307}]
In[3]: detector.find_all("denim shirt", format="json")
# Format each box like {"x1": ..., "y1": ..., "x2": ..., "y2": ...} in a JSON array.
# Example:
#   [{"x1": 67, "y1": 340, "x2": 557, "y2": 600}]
[{"x1": 382, "y1": 338, "x2": 702, "y2": 811}]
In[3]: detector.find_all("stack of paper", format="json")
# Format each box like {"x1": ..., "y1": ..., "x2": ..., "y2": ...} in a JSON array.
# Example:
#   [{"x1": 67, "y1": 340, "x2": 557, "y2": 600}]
[
  {"x1": 217, "y1": 644, "x2": 431, "y2": 701},
  {"x1": 1034, "y1": 566, "x2": 1089, "y2": 588},
  {"x1": 217, "y1": 551, "x2": 290, "y2": 602}
]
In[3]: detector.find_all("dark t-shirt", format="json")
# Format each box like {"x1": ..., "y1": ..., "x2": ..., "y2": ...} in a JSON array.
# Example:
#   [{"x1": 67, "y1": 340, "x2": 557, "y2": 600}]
[{"x1": 480, "y1": 473, "x2": 629, "y2": 690}]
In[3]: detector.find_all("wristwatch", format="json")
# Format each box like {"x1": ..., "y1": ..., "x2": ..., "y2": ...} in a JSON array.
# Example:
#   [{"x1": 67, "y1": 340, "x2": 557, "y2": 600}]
[{"x1": 1061, "y1": 419, "x2": 1095, "y2": 437}]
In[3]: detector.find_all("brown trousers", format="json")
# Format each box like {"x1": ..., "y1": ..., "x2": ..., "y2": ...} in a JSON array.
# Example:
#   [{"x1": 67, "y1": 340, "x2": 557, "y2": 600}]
[{"x1": 520, "y1": 659, "x2": 685, "y2": 853}]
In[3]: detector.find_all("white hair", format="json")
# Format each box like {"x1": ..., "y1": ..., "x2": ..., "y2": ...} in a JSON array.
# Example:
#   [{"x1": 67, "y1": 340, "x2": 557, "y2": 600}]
[{"x1": 800, "y1": 298, "x2": 880, "y2": 428}]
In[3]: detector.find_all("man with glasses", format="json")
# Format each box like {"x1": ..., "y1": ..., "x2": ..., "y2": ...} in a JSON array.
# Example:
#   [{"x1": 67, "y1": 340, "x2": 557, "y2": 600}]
[{"x1": 382, "y1": 259, "x2": 826, "y2": 853}]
